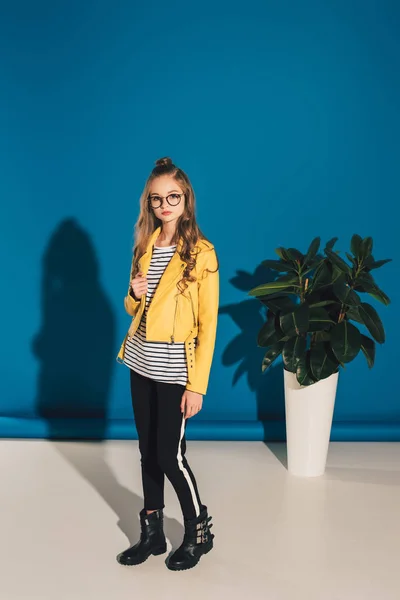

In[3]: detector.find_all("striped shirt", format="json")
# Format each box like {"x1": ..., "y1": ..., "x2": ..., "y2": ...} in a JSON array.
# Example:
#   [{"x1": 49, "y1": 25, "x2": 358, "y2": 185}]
[{"x1": 123, "y1": 244, "x2": 196, "y2": 386}]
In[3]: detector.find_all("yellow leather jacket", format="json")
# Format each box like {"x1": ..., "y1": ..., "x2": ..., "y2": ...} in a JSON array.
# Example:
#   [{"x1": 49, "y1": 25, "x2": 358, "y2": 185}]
[{"x1": 117, "y1": 226, "x2": 219, "y2": 395}]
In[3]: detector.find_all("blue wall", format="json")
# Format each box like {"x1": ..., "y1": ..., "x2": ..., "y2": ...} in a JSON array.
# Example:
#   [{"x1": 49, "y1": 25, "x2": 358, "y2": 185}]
[{"x1": 1, "y1": 0, "x2": 399, "y2": 440}]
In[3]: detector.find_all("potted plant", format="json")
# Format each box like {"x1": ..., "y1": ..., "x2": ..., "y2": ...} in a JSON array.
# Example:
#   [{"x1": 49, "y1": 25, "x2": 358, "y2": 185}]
[{"x1": 248, "y1": 235, "x2": 391, "y2": 476}]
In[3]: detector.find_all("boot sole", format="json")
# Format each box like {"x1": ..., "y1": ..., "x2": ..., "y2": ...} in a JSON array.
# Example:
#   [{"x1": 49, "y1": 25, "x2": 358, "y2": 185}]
[
  {"x1": 117, "y1": 543, "x2": 167, "y2": 566},
  {"x1": 166, "y1": 540, "x2": 213, "y2": 571}
]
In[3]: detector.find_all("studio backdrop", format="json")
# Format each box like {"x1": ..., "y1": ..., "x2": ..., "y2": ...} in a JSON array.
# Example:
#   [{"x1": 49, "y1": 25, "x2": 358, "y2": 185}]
[{"x1": 1, "y1": 0, "x2": 399, "y2": 440}]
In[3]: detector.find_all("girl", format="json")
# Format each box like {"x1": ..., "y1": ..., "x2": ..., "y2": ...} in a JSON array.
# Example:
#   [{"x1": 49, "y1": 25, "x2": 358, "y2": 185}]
[{"x1": 116, "y1": 157, "x2": 219, "y2": 571}]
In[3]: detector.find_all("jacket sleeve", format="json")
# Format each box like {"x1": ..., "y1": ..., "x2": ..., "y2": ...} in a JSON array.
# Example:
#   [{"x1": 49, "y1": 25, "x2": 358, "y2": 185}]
[
  {"x1": 186, "y1": 247, "x2": 219, "y2": 395},
  {"x1": 124, "y1": 258, "x2": 141, "y2": 317}
]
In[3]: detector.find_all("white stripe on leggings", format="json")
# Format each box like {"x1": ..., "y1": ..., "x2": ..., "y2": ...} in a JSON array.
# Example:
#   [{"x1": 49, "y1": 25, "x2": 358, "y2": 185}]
[{"x1": 177, "y1": 415, "x2": 200, "y2": 517}]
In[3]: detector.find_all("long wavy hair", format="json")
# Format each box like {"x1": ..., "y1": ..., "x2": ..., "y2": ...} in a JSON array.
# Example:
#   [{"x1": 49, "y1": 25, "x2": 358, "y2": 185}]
[{"x1": 130, "y1": 157, "x2": 217, "y2": 295}]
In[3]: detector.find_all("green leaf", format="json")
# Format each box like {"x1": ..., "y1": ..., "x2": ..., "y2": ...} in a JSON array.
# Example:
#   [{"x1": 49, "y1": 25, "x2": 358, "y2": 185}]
[
  {"x1": 325, "y1": 248, "x2": 352, "y2": 276},
  {"x1": 261, "y1": 259, "x2": 294, "y2": 272},
  {"x1": 360, "y1": 334, "x2": 375, "y2": 368},
  {"x1": 367, "y1": 286, "x2": 391, "y2": 306},
  {"x1": 261, "y1": 295, "x2": 296, "y2": 314},
  {"x1": 345, "y1": 306, "x2": 364, "y2": 324},
  {"x1": 351, "y1": 234, "x2": 363, "y2": 259},
  {"x1": 248, "y1": 278, "x2": 299, "y2": 297},
  {"x1": 354, "y1": 271, "x2": 375, "y2": 285},
  {"x1": 364, "y1": 285, "x2": 390, "y2": 305},
  {"x1": 313, "y1": 331, "x2": 331, "y2": 342},
  {"x1": 333, "y1": 281, "x2": 361, "y2": 306},
  {"x1": 303, "y1": 257, "x2": 325, "y2": 276},
  {"x1": 308, "y1": 307, "x2": 335, "y2": 331},
  {"x1": 331, "y1": 265, "x2": 346, "y2": 284},
  {"x1": 363, "y1": 255, "x2": 375, "y2": 270},
  {"x1": 296, "y1": 351, "x2": 316, "y2": 386},
  {"x1": 367, "y1": 258, "x2": 392, "y2": 270},
  {"x1": 275, "y1": 247, "x2": 292, "y2": 262},
  {"x1": 261, "y1": 343, "x2": 284, "y2": 372},
  {"x1": 330, "y1": 321, "x2": 362, "y2": 363},
  {"x1": 275, "y1": 246, "x2": 304, "y2": 268},
  {"x1": 257, "y1": 316, "x2": 277, "y2": 347},
  {"x1": 346, "y1": 252, "x2": 356, "y2": 264},
  {"x1": 287, "y1": 248, "x2": 304, "y2": 262},
  {"x1": 280, "y1": 303, "x2": 310, "y2": 337},
  {"x1": 325, "y1": 237, "x2": 339, "y2": 251},
  {"x1": 310, "y1": 342, "x2": 340, "y2": 381},
  {"x1": 311, "y1": 261, "x2": 332, "y2": 290},
  {"x1": 358, "y1": 303, "x2": 386, "y2": 343},
  {"x1": 277, "y1": 274, "x2": 301, "y2": 284},
  {"x1": 310, "y1": 260, "x2": 343, "y2": 295},
  {"x1": 282, "y1": 336, "x2": 307, "y2": 373},
  {"x1": 309, "y1": 300, "x2": 337, "y2": 308},
  {"x1": 360, "y1": 236, "x2": 373, "y2": 259},
  {"x1": 259, "y1": 292, "x2": 298, "y2": 307},
  {"x1": 354, "y1": 273, "x2": 391, "y2": 306},
  {"x1": 304, "y1": 237, "x2": 321, "y2": 266}
]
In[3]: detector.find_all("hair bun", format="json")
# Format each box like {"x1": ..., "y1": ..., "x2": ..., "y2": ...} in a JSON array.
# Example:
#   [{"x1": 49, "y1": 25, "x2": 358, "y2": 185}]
[{"x1": 155, "y1": 156, "x2": 173, "y2": 168}]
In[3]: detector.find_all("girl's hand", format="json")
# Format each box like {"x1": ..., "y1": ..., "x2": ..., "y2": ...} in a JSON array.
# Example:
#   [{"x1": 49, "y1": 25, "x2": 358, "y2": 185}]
[
  {"x1": 181, "y1": 390, "x2": 203, "y2": 419},
  {"x1": 130, "y1": 271, "x2": 148, "y2": 299}
]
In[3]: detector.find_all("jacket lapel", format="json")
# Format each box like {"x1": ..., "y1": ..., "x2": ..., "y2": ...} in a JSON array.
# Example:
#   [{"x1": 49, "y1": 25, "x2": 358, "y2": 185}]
[
  {"x1": 137, "y1": 227, "x2": 160, "y2": 275},
  {"x1": 138, "y1": 226, "x2": 187, "y2": 304}
]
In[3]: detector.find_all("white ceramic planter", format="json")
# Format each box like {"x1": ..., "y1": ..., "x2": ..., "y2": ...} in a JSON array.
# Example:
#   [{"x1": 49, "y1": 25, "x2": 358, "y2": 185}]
[{"x1": 284, "y1": 368, "x2": 339, "y2": 477}]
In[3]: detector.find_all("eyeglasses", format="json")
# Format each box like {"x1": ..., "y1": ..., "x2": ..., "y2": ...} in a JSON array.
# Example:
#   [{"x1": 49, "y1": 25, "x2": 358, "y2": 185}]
[{"x1": 147, "y1": 193, "x2": 184, "y2": 209}]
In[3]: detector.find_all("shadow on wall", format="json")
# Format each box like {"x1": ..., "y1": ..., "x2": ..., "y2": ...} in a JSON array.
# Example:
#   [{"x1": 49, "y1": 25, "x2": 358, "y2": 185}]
[
  {"x1": 30, "y1": 218, "x2": 187, "y2": 547},
  {"x1": 219, "y1": 263, "x2": 286, "y2": 442},
  {"x1": 32, "y1": 218, "x2": 116, "y2": 440}
]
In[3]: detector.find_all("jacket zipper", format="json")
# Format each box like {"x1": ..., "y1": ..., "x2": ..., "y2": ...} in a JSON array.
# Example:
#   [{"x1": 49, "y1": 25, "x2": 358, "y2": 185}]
[
  {"x1": 170, "y1": 297, "x2": 178, "y2": 344},
  {"x1": 189, "y1": 291, "x2": 196, "y2": 327}
]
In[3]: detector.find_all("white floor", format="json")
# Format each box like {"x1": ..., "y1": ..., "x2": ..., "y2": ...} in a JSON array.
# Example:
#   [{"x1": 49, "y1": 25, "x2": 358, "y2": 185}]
[{"x1": 0, "y1": 440, "x2": 399, "y2": 600}]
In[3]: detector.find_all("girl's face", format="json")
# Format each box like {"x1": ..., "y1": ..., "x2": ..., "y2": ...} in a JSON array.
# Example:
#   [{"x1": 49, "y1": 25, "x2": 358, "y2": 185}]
[{"x1": 148, "y1": 175, "x2": 186, "y2": 226}]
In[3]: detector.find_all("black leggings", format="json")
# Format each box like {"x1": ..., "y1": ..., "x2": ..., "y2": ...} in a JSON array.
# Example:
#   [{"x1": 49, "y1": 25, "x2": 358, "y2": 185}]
[{"x1": 129, "y1": 368, "x2": 203, "y2": 520}]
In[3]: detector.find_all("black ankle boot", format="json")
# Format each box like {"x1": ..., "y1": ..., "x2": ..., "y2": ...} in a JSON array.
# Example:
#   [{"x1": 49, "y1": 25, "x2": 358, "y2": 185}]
[
  {"x1": 116, "y1": 508, "x2": 167, "y2": 566},
  {"x1": 167, "y1": 505, "x2": 214, "y2": 571}
]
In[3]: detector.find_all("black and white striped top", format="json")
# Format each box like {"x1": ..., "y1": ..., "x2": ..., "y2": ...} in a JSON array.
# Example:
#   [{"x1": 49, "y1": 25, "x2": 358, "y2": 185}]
[{"x1": 123, "y1": 244, "x2": 196, "y2": 386}]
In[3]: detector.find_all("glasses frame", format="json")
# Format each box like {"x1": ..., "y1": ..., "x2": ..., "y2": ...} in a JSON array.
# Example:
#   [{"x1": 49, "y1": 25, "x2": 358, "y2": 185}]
[{"x1": 147, "y1": 192, "x2": 185, "y2": 210}]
